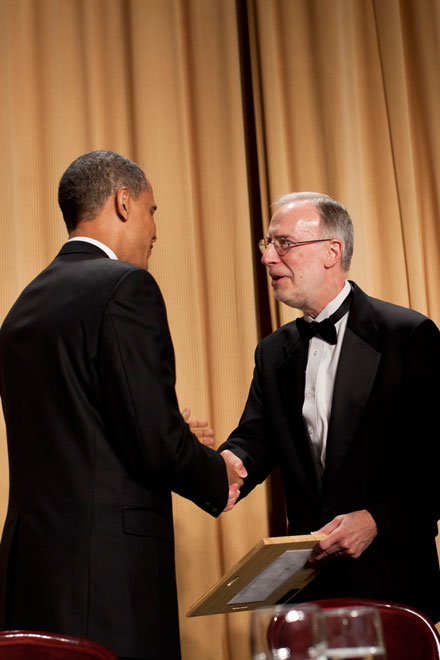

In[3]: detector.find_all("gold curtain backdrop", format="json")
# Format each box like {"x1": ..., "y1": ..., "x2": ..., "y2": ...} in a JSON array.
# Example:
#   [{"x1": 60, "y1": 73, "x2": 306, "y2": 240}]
[{"x1": 0, "y1": 1, "x2": 439, "y2": 659}]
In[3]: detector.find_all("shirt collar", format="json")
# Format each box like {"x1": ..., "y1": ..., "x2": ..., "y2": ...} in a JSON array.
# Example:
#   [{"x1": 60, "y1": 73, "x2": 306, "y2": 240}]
[
  {"x1": 67, "y1": 237, "x2": 118, "y2": 260},
  {"x1": 311, "y1": 280, "x2": 351, "y2": 322}
]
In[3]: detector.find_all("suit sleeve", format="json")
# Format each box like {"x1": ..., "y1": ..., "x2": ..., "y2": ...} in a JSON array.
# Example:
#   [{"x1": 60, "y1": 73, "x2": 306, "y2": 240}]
[
  {"x1": 366, "y1": 317, "x2": 440, "y2": 538},
  {"x1": 96, "y1": 268, "x2": 228, "y2": 516},
  {"x1": 219, "y1": 343, "x2": 277, "y2": 499}
]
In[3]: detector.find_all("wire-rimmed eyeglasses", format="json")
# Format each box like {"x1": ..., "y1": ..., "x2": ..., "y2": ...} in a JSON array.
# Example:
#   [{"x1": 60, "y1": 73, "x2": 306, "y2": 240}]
[{"x1": 258, "y1": 237, "x2": 332, "y2": 256}]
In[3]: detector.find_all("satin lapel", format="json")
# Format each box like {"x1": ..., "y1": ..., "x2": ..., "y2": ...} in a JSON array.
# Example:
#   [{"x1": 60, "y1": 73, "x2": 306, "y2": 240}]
[
  {"x1": 275, "y1": 335, "x2": 322, "y2": 494},
  {"x1": 323, "y1": 301, "x2": 381, "y2": 488}
]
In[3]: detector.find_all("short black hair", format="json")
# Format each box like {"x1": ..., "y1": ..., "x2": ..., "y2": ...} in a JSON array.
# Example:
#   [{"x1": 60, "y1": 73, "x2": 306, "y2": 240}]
[{"x1": 58, "y1": 150, "x2": 148, "y2": 230}]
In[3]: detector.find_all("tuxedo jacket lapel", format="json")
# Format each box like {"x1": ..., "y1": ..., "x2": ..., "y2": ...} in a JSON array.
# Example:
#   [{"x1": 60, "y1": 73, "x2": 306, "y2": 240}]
[
  {"x1": 275, "y1": 332, "x2": 322, "y2": 494},
  {"x1": 323, "y1": 284, "x2": 381, "y2": 488}
]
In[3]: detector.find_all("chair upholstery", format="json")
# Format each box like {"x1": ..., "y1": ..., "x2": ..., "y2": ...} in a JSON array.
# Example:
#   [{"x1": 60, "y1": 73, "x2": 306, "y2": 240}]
[
  {"x1": 0, "y1": 631, "x2": 118, "y2": 659},
  {"x1": 309, "y1": 598, "x2": 440, "y2": 660}
]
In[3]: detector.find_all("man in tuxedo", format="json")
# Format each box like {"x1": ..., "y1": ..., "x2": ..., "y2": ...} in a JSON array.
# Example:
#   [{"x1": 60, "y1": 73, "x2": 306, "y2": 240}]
[
  {"x1": 0, "y1": 150, "x2": 246, "y2": 660},
  {"x1": 220, "y1": 192, "x2": 440, "y2": 621}
]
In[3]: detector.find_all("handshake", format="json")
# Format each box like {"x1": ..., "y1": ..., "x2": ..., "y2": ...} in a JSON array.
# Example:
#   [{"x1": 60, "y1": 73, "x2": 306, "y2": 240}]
[
  {"x1": 221, "y1": 449, "x2": 247, "y2": 513},
  {"x1": 182, "y1": 408, "x2": 247, "y2": 514}
]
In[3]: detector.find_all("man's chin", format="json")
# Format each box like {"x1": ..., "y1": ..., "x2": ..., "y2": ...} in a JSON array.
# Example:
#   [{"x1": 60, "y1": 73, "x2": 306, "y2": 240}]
[
  {"x1": 273, "y1": 289, "x2": 294, "y2": 307},
  {"x1": 273, "y1": 290, "x2": 304, "y2": 311}
]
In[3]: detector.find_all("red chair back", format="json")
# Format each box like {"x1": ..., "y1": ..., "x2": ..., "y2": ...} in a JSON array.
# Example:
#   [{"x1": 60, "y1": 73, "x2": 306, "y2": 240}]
[
  {"x1": 310, "y1": 598, "x2": 440, "y2": 660},
  {"x1": 0, "y1": 631, "x2": 118, "y2": 660}
]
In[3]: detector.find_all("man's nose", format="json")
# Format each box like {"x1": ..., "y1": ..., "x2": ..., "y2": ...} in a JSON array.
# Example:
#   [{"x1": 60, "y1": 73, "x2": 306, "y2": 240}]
[{"x1": 261, "y1": 242, "x2": 280, "y2": 266}]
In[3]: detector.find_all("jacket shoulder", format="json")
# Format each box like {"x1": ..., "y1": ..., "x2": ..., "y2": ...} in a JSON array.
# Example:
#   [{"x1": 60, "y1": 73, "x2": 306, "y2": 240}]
[
  {"x1": 255, "y1": 319, "x2": 299, "y2": 364},
  {"x1": 351, "y1": 281, "x2": 436, "y2": 330}
]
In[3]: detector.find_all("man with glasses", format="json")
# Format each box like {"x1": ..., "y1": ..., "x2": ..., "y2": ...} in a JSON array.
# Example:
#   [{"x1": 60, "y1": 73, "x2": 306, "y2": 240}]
[{"x1": 220, "y1": 192, "x2": 440, "y2": 621}]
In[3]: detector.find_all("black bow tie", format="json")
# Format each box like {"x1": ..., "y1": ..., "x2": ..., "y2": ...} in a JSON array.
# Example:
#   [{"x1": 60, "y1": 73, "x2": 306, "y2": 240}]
[
  {"x1": 297, "y1": 316, "x2": 337, "y2": 344},
  {"x1": 296, "y1": 290, "x2": 352, "y2": 345}
]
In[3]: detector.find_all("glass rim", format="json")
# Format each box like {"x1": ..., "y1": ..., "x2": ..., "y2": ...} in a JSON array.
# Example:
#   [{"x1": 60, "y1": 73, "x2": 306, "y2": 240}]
[
  {"x1": 251, "y1": 603, "x2": 323, "y2": 616},
  {"x1": 323, "y1": 606, "x2": 380, "y2": 616}
]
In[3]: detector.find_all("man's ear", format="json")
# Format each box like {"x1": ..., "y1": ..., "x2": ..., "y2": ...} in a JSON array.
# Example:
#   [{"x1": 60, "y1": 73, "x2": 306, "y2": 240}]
[
  {"x1": 324, "y1": 238, "x2": 343, "y2": 269},
  {"x1": 116, "y1": 187, "x2": 130, "y2": 220}
]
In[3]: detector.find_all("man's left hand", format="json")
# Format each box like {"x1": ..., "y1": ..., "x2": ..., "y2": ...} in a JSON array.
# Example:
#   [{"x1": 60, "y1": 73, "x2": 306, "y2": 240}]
[
  {"x1": 310, "y1": 509, "x2": 378, "y2": 563},
  {"x1": 181, "y1": 408, "x2": 215, "y2": 447}
]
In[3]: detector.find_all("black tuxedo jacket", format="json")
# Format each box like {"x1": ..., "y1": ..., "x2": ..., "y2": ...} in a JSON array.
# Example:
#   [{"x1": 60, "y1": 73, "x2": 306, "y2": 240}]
[
  {"x1": 0, "y1": 242, "x2": 228, "y2": 659},
  {"x1": 220, "y1": 282, "x2": 440, "y2": 621}
]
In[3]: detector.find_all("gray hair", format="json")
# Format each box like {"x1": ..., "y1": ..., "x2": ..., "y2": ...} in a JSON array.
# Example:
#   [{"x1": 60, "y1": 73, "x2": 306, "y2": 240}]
[
  {"x1": 58, "y1": 150, "x2": 148, "y2": 230},
  {"x1": 273, "y1": 192, "x2": 354, "y2": 271}
]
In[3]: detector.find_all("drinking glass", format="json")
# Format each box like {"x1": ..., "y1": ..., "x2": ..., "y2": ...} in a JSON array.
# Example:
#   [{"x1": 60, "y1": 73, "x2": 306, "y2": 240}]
[
  {"x1": 250, "y1": 603, "x2": 327, "y2": 660},
  {"x1": 323, "y1": 606, "x2": 387, "y2": 659}
]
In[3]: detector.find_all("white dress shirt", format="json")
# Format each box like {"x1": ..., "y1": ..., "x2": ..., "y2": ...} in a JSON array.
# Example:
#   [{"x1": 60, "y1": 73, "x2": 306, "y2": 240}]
[
  {"x1": 67, "y1": 236, "x2": 118, "y2": 260},
  {"x1": 302, "y1": 280, "x2": 351, "y2": 470}
]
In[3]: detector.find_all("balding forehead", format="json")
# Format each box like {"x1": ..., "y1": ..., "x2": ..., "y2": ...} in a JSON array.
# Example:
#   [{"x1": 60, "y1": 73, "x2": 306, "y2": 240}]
[
  {"x1": 272, "y1": 199, "x2": 320, "y2": 221},
  {"x1": 268, "y1": 203, "x2": 322, "y2": 238}
]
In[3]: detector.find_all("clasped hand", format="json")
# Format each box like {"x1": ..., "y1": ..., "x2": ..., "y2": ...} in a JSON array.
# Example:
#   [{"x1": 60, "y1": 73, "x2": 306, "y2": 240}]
[
  {"x1": 181, "y1": 409, "x2": 247, "y2": 513},
  {"x1": 220, "y1": 449, "x2": 247, "y2": 512}
]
